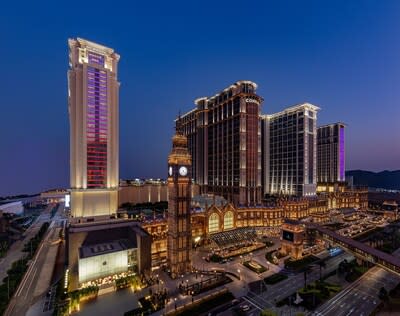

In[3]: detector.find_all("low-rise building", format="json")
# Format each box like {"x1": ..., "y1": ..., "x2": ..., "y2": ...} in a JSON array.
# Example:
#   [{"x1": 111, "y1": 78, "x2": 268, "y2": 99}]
[
  {"x1": 118, "y1": 179, "x2": 199, "y2": 206},
  {"x1": 67, "y1": 219, "x2": 152, "y2": 290},
  {"x1": 0, "y1": 201, "x2": 24, "y2": 216}
]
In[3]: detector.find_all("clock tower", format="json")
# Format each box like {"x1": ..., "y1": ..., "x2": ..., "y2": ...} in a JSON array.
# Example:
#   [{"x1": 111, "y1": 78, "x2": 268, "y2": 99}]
[{"x1": 167, "y1": 127, "x2": 192, "y2": 278}]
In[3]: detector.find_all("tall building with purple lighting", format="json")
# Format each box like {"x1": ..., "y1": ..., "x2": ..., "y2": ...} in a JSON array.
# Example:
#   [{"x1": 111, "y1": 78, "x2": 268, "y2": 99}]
[
  {"x1": 317, "y1": 122, "x2": 346, "y2": 184},
  {"x1": 68, "y1": 38, "x2": 120, "y2": 218}
]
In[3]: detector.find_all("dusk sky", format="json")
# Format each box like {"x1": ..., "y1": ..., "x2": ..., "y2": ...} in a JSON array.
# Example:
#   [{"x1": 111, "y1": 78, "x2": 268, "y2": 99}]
[{"x1": 1, "y1": 0, "x2": 399, "y2": 196}]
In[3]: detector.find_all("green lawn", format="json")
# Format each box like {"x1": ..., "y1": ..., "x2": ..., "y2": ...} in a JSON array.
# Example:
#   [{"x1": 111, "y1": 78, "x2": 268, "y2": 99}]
[
  {"x1": 265, "y1": 250, "x2": 284, "y2": 264},
  {"x1": 243, "y1": 260, "x2": 267, "y2": 274},
  {"x1": 276, "y1": 281, "x2": 341, "y2": 310},
  {"x1": 284, "y1": 256, "x2": 318, "y2": 270},
  {"x1": 263, "y1": 273, "x2": 288, "y2": 285},
  {"x1": 171, "y1": 291, "x2": 234, "y2": 316}
]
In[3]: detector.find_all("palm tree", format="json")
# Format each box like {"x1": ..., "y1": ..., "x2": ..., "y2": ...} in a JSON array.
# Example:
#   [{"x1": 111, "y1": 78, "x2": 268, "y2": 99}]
[
  {"x1": 303, "y1": 265, "x2": 312, "y2": 289},
  {"x1": 379, "y1": 286, "x2": 388, "y2": 300},
  {"x1": 318, "y1": 261, "x2": 326, "y2": 281}
]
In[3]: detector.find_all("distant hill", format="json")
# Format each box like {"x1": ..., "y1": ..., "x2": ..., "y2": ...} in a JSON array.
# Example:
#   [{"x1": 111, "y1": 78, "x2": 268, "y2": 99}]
[{"x1": 346, "y1": 170, "x2": 400, "y2": 190}]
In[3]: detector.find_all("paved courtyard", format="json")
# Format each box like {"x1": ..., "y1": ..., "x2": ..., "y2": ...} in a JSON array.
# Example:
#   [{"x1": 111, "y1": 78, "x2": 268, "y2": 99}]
[{"x1": 76, "y1": 288, "x2": 139, "y2": 316}]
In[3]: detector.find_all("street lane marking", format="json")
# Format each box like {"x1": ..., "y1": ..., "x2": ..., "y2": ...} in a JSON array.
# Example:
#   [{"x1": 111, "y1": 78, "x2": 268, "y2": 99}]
[{"x1": 25, "y1": 267, "x2": 38, "y2": 299}]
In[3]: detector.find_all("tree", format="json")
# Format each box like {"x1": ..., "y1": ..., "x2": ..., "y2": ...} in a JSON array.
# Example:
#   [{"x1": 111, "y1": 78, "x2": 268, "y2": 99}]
[
  {"x1": 260, "y1": 309, "x2": 277, "y2": 316},
  {"x1": 303, "y1": 266, "x2": 313, "y2": 289},
  {"x1": 379, "y1": 286, "x2": 388, "y2": 300},
  {"x1": 318, "y1": 261, "x2": 326, "y2": 281}
]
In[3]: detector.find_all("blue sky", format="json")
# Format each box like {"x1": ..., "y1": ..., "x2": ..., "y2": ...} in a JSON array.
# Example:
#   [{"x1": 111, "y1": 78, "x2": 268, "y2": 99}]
[{"x1": 0, "y1": 0, "x2": 399, "y2": 195}]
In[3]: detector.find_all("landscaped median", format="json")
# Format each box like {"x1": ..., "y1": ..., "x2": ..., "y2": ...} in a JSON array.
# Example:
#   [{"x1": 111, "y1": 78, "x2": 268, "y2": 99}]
[
  {"x1": 164, "y1": 289, "x2": 234, "y2": 316},
  {"x1": 243, "y1": 260, "x2": 268, "y2": 274},
  {"x1": 284, "y1": 255, "x2": 318, "y2": 271},
  {"x1": 265, "y1": 249, "x2": 286, "y2": 264},
  {"x1": 263, "y1": 272, "x2": 288, "y2": 285},
  {"x1": 338, "y1": 258, "x2": 370, "y2": 282},
  {"x1": 275, "y1": 280, "x2": 341, "y2": 310}
]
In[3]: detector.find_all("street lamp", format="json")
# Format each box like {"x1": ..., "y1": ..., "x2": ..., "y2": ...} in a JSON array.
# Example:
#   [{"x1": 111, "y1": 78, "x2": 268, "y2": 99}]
[
  {"x1": 237, "y1": 269, "x2": 241, "y2": 280},
  {"x1": 174, "y1": 298, "x2": 177, "y2": 310}
]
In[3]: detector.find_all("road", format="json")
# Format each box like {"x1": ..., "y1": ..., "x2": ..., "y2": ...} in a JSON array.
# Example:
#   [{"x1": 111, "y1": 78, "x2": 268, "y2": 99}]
[
  {"x1": 210, "y1": 250, "x2": 352, "y2": 316},
  {"x1": 5, "y1": 203, "x2": 65, "y2": 316},
  {"x1": 0, "y1": 204, "x2": 55, "y2": 284},
  {"x1": 314, "y1": 248, "x2": 400, "y2": 316},
  {"x1": 241, "y1": 252, "x2": 354, "y2": 314}
]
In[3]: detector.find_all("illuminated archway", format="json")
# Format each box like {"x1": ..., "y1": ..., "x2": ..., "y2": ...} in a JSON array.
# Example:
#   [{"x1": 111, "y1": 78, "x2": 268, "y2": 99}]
[
  {"x1": 223, "y1": 211, "x2": 234, "y2": 230},
  {"x1": 208, "y1": 213, "x2": 220, "y2": 233}
]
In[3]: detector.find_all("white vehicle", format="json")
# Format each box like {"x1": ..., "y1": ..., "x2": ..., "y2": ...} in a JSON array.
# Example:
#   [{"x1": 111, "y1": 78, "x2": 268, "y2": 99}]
[{"x1": 241, "y1": 304, "x2": 250, "y2": 311}]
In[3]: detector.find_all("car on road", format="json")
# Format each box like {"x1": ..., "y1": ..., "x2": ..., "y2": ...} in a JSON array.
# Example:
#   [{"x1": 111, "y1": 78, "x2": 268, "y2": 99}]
[
  {"x1": 231, "y1": 299, "x2": 239, "y2": 305},
  {"x1": 241, "y1": 304, "x2": 250, "y2": 311}
]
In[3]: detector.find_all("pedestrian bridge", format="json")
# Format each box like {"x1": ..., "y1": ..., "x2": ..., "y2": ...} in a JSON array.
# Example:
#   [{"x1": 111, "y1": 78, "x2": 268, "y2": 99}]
[{"x1": 306, "y1": 223, "x2": 400, "y2": 276}]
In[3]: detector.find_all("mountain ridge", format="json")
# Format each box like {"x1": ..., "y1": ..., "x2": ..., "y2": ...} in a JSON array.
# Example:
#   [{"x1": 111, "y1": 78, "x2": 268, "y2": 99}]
[{"x1": 346, "y1": 170, "x2": 400, "y2": 190}]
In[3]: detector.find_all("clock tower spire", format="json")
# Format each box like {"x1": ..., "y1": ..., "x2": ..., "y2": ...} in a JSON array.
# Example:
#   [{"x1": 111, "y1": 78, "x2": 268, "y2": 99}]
[{"x1": 167, "y1": 125, "x2": 192, "y2": 278}]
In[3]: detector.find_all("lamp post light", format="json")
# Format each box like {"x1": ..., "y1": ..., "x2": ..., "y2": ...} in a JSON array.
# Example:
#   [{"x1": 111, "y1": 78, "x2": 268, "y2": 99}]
[
  {"x1": 174, "y1": 297, "x2": 177, "y2": 310},
  {"x1": 156, "y1": 274, "x2": 159, "y2": 292},
  {"x1": 237, "y1": 269, "x2": 241, "y2": 280}
]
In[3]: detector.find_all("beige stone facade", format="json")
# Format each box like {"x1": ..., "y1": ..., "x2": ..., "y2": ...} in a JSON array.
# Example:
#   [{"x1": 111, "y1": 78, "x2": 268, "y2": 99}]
[
  {"x1": 68, "y1": 38, "x2": 120, "y2": 218},
  {"x1": 118, "y1": 180, "x2": 200, "y2": 206}
]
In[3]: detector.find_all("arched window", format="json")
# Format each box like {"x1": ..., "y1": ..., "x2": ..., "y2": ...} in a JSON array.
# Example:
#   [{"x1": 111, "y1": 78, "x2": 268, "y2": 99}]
[
  {"x1": 208, "y1": 213, "x2": 220, "y2": 233},
  {"x1": 224, "y1": 211, "x2": 234, "y2": 230}
]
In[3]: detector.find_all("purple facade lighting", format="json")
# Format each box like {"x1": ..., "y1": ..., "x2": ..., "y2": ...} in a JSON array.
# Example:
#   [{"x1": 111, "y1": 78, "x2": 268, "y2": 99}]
[
  {"x1": 88, "y1": 52, "x2": 105, "y2": 66},
  {"x1": 339, "y1": 126, "x2": 345, "y2": 181},
  {"x1": 87, "y1": 65, "x2": 108, "y2": 188}
]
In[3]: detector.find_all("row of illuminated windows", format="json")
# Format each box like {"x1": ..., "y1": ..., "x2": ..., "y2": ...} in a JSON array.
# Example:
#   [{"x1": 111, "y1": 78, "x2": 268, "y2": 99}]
[
  {"x1": 88, "y1": 83, "x2": 107, "y2": 89},
  {"x1": 88, "y1": 103, "x2": 107, "y2": 108},
  {"x1": 87, "y1": 88, "x2": 107, "y2": 94},
  {"x1": 87, "y1": 99, "x2": 107, "y2": 105},
  {"x1": 88, "y1": 78, "x2": 107, "y2": 83},
  {"x1": 87, "y1": 115, "x2": 107, "y2": 120},
  {"x1": 87, "y1": 92, "x2": 107, "y2": 98},
  {"x1": 87, "y1": 106, "x2": 107, "y2": 111},
  {"x1": 87, "y1": 132, "x2": 107, "y2": 137},
  {"x1": 86, "y1": 122, "x2": 107, "y2": 127},
  {"x1": 87, "y1": 138, "x2": 107, "y2": 142},
  {"x1": 87, "y1": 119, "x2": 107, "y2": 125},
  {"x1": 86, "y1": 131, "x2": 107, "y2": 136},
  {"x1": 87, "y1": 125, "x2": 107, "y2": 131},
  {"x1": 87, "y1": 87, "x2": 106, "y2": 93},
  {"x1": 87, "y1": 110, "x2": 107, "y2": 115}
]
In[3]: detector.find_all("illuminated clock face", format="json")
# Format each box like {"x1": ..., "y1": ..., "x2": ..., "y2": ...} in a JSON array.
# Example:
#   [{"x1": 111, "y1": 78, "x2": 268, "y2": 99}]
[
  {"x1": 179, "y1": 166, "x2": 188, "y2": 176},
  {"x1": 168, "y1": 166, "x2": 173, "y2": 176}
]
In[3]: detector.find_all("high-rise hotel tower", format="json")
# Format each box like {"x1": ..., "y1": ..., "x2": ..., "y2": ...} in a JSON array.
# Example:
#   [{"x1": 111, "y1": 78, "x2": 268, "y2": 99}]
[
  {"x1": 176, "y1": 81, "x2": 263, "y2": 206},
  {"x1": 68, "y1": 38, "x2": 120, "y2": 218},
  {"x1": 262, "y1": 103, "x2": 320, "y2": 197},
  {"x1": 317, "y1": 123, "x2": 346, "y2": 183}
]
